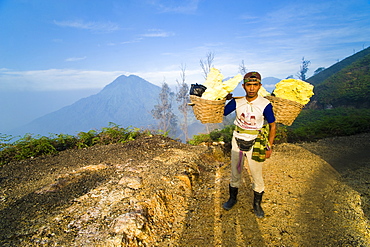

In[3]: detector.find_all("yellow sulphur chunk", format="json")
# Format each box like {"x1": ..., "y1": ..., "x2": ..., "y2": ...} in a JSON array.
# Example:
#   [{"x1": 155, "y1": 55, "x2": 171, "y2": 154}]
[
  {"x1": 222, "y1": 74, "x2": 243, "y2": 93},
  {"x1": 258, "y1": 86, "x2": 271, "y2": 97},
  {"x1": 203, "y1": 67, "x2": 223, "y2": 89},
  {"x1": 201, "y1": 68, "x2": 242, "y2": 100},
  {"x1": 274, "y1": 79, "x2": 314, "y2": 105},
  {"x1": 202, "y1": 85, "x2": 228, "y2": 100}
]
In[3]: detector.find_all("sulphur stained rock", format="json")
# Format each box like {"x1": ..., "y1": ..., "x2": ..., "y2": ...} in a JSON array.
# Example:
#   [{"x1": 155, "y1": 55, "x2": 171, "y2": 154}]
[{"x1": 118, "y1": 176, "x2": 142, "y2": 189}]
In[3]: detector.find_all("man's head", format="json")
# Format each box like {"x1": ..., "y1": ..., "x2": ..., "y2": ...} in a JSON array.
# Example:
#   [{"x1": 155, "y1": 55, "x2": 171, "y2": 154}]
[
  {"x1": 243, "y1": 71, "x2": 262, "y2": 101},
  {"x1": 243, "y1": 71, "x2": 261, "y2": 83}
]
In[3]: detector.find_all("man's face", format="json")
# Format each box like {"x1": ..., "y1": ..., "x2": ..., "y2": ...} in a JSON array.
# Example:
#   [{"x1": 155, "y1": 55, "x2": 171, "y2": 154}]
[{"x1": 242, "y1": 80, "x2": 261, "y2": 100}]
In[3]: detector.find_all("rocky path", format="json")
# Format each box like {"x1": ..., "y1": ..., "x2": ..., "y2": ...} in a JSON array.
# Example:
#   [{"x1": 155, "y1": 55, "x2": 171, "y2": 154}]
[
  {"x1": 179, "y1": 135, "x2": 370, "y2": 246},
  {"x1": 0, "y1": 134, "x2": 369, "y2": 246}
]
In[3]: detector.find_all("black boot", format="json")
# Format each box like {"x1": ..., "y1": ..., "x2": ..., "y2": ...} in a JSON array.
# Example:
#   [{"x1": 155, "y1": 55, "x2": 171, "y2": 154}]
[
  {"x1": 223, "y1": 184, "x2": 238, "y2": 210},
  {"x1": 253, "y1": 191, "x2": 265, "y2": 218}
]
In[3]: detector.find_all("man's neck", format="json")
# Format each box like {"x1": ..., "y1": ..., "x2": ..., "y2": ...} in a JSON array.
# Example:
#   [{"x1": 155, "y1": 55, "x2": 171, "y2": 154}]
[{"x1": 246, "y1": 95, "x2": 258, "y2": 102}]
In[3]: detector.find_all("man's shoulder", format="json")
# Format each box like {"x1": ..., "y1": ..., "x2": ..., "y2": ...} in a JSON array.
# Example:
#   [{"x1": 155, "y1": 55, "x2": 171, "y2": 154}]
[
  {"x1": 233, "y1": 97, "x2": 246, "y2": 104},
  {"x1": 254, "y1": 95, "x2": 271, "y2": 105}
]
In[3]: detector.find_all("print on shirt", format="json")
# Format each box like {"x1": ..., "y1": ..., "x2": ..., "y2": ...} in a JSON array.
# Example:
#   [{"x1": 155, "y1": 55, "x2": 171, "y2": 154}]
[{"x1": 237, "y1": 112, "x2": 258, "y2": 129}]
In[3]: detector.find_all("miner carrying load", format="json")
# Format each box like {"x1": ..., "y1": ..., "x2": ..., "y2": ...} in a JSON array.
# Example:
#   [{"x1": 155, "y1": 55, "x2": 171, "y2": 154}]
[{"x1": 222, "y1": 71, "x2": 276, "y2": 218}]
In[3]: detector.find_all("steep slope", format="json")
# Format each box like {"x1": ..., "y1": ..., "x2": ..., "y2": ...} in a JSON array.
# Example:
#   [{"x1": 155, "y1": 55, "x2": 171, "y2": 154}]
[
  {"x1": 11, "y1": 75, "x2": 161, "y2": 136},
  {"x1": 307, "y1": 46, "x2": 370, "y2": 86},
  {"x1": 314, "y1": 52, "x2": 370, "y2": 108}
]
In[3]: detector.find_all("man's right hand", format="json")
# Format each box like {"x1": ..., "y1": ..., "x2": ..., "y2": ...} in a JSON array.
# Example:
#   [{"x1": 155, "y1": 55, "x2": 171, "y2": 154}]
[{"x1": 226, "y1": 93, "x2": 233, "y2": 100}]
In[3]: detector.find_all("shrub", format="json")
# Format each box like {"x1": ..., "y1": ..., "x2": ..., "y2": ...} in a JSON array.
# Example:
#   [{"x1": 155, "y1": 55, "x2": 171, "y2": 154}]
[
  {"x1": 287, "y1": 107, "x2": 370, "y2": 142},
  {"x1": 188, "y1": 133, "x2": 213, "y2": 145},
  {"x1": 98, "y1": 123, "x2": 141, "y2": 144},
  {"x1": 0, "y1": 123, "x2": 144, "y2": 165}
]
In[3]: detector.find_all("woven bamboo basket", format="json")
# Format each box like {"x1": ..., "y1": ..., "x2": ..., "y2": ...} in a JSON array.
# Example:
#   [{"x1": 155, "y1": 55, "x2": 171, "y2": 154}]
[
  {"x1": 189, "y1": 95, "x2": 226, "y2": 124},
  {"x1": 265, "y1": 96, "x2": 304, "y2": 126}
]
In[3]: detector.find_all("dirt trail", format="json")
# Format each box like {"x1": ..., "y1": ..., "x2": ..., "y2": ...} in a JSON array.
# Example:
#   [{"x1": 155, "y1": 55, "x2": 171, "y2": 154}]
[
  {"x1": 0, "y1": 134, "x2": 369, "y2": 246},
  {"x1": 179, "y1": 134, "x2": 370, "y2": 246}
]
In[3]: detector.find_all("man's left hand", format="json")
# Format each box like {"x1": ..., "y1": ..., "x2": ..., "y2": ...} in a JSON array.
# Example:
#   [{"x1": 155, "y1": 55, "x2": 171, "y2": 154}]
[{"x1": 266, "y1": 149, "x2": 272, "y2": 158}]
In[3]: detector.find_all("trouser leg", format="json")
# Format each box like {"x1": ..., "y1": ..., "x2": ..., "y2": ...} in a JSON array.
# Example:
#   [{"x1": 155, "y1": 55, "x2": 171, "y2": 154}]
[
  {"x1": 228, "y1": 135, "x2": 266, "y2": 216},
  {"x1": 244, "y1": 150, "x2": 265, "y2": 193},
  {"x1": 230, "y1": 136, "x2": 243, "y2": 188},
  {"x1": 244, "y1": 146, "x2": 265, "y2": 217},
  {"x1": 230, "y1": 136, "x2": 264, "y2": 192}
]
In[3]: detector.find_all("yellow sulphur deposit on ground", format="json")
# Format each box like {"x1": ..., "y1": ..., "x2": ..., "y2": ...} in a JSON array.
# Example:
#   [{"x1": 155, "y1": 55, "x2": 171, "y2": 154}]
[
  {"x1": 202, "y1": 68, "x2": 243, "y2": 100},
  {"x1": 273, "y1": 79, "x2": 314, "y2": 105}
]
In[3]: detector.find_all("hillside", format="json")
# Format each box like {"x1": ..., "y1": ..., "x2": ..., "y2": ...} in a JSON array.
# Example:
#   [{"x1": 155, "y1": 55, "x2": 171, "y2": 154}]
[
  {"x1": 303, "y1": 46, "x2": 370, "y2": 110},
  {"x1": 313, "y1": 52, "x2": 370, "y2": 108},
  {"x1": 307, "y1": 46, "x2": 370, "y2": 86},
  {"x1": 0, "y1": 134, "x2": 369, "y2": 246}
]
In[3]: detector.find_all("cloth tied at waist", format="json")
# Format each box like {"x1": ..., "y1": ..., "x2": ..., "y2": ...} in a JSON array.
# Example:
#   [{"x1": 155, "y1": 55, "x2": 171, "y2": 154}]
[
  {"x1": 235, "y1": 126, "x2": 260, "y2": 135},
  {"x1": 252, "y1": 124, "x2": 270, "y2": 162}
]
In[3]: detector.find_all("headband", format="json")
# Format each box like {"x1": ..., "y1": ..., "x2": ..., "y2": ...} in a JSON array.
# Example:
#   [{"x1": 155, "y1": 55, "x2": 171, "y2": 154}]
[{"x1": 244, "y1": 78, "x2": 261, "y2": 83}]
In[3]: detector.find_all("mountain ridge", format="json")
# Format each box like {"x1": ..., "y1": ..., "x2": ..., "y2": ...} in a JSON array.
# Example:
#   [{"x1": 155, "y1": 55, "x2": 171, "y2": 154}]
[
  {"x1": 307, "y1": 46, "x2": 370, "y2": 86},
  {"x1": 10, "y1": 75, "x2": 161, "y2": 136}
]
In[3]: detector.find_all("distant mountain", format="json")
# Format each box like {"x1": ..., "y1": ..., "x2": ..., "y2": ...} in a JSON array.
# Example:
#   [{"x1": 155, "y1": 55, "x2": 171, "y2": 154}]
[
  {"x1": 0, "y1": 89, "x2": 100, "y2": 133},
  {"x1": 10, "y1": 75, "x2": 161, "y2": 136},
  {"x1": 261, "y1": 77, "x2": 281, "y2": 91}
]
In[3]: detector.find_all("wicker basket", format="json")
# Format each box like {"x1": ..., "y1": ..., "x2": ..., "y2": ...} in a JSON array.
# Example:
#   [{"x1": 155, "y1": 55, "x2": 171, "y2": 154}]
[
  {"x1": 189, "y1": 95, "x2": 226, "y2": 124},
  {"x1": 265, "y1": 96, "x2": 304, "y2": 126}
]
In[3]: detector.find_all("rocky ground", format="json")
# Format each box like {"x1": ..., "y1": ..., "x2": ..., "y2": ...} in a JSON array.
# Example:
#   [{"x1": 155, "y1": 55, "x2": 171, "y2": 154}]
[{"x1": 0, "y1": 133, "x2": 369, "y2": 246}]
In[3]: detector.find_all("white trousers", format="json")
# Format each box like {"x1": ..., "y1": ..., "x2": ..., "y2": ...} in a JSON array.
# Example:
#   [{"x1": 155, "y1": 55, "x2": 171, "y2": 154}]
[{"x1": 230, "y1": 135, "x2": 264, "y2": 193}]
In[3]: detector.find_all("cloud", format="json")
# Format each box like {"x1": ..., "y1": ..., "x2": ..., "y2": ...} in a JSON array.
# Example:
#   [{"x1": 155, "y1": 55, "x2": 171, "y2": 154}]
[
  {"x1": 141, "y1": 29, "x2": 175, "y2": 38},
  {"x1": 0, "y1": 69, "x2": 128, "y2": 91},
  {"x1": 149, "y1": 0, "x2": 200, "y2": 14},
  {"x1": 0, "y1": 68, "x2": 202, "y2": 92},
  {"x1": 53, "y1": 20, "x2": 120, "y2": 33},
  {"x1": 120, "y1": 38, "x2": 144, "y2": 44},
  {"x1": 106, "y1": 29, "x2": 174, "y2": 47},
  {"x1": 65, "y1": 57, "x2": 87, "y2": 62}
]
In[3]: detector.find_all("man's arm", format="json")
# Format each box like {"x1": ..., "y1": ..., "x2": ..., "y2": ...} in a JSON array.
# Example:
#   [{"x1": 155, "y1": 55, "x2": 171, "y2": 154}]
[{"x1": 224, "y1": 98, "x2": 236, "y2": 116}]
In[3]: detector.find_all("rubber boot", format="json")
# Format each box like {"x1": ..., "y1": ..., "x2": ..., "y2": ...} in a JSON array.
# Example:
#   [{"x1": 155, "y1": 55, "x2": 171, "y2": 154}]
[
  {"x1": 253, "y1": 191, "x2": 265, "y2": 218},
  {"x1": 223, "y1": 184, "x2": 238, "y2": 210}
]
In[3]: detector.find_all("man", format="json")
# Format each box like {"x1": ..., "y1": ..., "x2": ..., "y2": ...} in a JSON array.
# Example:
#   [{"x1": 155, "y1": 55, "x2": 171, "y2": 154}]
[{"x1": 223, "y1": 71, "x2": 276, "y2": 218}]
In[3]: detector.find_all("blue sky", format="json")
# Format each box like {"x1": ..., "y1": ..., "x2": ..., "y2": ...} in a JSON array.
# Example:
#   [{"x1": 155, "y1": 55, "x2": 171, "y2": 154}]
[{"x1": 0, "y1": 0, "x2": 370, "y2": 92}]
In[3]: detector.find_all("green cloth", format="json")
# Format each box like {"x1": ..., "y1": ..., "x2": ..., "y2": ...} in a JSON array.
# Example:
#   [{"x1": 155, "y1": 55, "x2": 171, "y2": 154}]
[
  {"x1": 252, "y1": 124, "x2": 270, "y2": 162},
  {"x1": 235, "y1": 126, "x2": 260, "y2": 135}
]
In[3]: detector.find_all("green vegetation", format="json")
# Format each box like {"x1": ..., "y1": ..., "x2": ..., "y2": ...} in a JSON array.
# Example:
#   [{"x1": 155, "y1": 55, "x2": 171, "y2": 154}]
[
  {"x1": 287, "y1": 107, "x2": 370, "y2": 142},
  {"x1": 2, "y1": 108, "x2": 369, "y2": 165},
  {"x1": 188, "y1": 125, "x2": 235, "y2": 145},
  {"x1": 0, "y1": 123, "x2": 144, "y2": 165},
  {"x1": 314, "y1": 53, "x2": 370, "y2": 108}
]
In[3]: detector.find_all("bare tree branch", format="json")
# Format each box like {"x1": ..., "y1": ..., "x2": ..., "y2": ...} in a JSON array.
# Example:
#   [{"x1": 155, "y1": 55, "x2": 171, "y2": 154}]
[
  {"x1": 176, "y1": 63, "x2": 190, "y2": 142},
  {"x1": 239, "y1": 60, "x2": 247, "y2": 75},
  {"x1": 200, "y1": 52, "x2": 215, "y2": 79}
]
